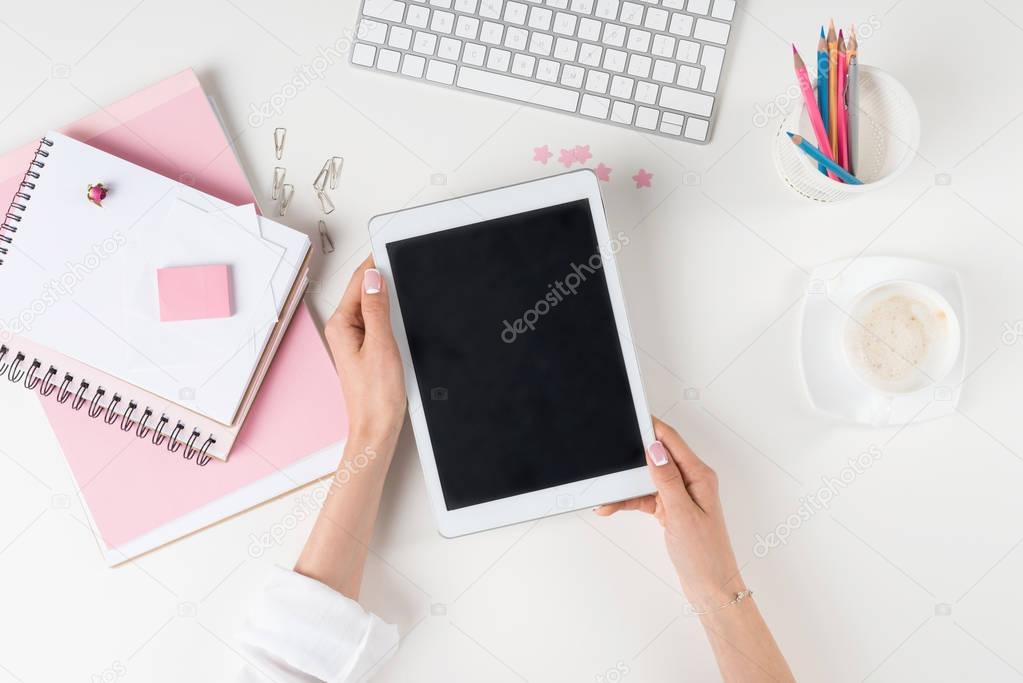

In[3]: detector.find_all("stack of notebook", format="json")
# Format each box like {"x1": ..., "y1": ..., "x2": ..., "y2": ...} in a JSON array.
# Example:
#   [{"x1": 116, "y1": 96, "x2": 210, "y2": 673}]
[{"x1": 0, "y1": 71, "x2": 348, "y2": 564}]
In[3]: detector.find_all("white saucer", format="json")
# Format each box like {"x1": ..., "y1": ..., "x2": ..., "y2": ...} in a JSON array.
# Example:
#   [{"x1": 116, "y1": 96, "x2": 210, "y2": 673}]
[{"x1": 799, "y1": 257, "x2": 966, "y2": 426}]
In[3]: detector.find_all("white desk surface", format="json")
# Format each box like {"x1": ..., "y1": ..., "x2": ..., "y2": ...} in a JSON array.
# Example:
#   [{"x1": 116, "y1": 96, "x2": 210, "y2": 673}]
[{"x1": 2, "y1": 1, "x2": 1022, "y2": 681}]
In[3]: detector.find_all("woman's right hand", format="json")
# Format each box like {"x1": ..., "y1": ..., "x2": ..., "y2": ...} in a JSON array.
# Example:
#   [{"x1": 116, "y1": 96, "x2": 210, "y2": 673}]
[{"x1": 596, "y1": 417, "x2": 745, "y2": 609}]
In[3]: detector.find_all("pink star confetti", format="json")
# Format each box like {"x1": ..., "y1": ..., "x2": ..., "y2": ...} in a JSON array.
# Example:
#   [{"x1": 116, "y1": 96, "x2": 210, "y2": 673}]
[
  {"x1": 533, "y1": 145, "x2": 553, "y2": 164},
  {"x1": 594, "y1": 162, "x2": 612, "y2": 182},
  {"x1": 558, "y1": 148, "x2": 576, "y2": 168},
  {"x1": 632, "y1": 168, "x2": 653, "y2": 188},
  {"x1": 572, "y1": 145, "x2": 592, "y2": 164}
]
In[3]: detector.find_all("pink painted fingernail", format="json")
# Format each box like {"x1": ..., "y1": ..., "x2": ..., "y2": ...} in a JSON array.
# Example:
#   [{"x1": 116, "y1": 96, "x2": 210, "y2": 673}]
[
  {"x1": 363, "y1": 268, "x2": 382, "y2": 294},
  {"x1": 649, "y1": 441, "x2": 670, "y2": 466}
]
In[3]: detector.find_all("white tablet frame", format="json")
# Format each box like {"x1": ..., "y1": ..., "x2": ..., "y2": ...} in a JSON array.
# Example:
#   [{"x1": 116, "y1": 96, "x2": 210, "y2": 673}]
[{"x1": 369, "y1": 170, "x2": 655, "y2": 537}]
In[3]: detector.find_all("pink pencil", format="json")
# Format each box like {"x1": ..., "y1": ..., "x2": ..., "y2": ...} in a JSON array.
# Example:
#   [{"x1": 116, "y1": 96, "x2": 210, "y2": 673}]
[
  {"x1": 792, "y1": 44, "x2": 840, "y2": 181},
  {"x1": 837, "y1": 31, "x2": 850, "y2": 171}
]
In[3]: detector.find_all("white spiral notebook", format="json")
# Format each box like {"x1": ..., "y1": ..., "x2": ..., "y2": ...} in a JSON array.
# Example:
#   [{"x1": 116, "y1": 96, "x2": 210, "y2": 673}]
[{"x1": 0, "y1": 133, "x2": 311, "y2": 462}]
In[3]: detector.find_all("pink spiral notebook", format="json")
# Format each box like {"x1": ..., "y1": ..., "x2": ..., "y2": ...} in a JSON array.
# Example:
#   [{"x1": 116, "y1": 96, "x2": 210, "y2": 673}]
[{"x1": 0, "y1": 70, "x2": 348, "y2": 564}]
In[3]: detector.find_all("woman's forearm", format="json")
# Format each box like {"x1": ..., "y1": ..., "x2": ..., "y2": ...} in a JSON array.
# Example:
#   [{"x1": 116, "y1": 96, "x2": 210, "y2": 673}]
[
  {"x1": 699, "y1": 599, "x2": 795, "y2": 683},
  {"x1": 294, "y1": 430, "x2": 399, "y2": 600}
]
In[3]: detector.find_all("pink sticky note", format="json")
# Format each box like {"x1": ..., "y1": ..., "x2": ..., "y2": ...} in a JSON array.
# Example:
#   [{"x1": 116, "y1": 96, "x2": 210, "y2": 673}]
[{"x1": 157, "y1": 264, "x2": 232, "y2": 321}]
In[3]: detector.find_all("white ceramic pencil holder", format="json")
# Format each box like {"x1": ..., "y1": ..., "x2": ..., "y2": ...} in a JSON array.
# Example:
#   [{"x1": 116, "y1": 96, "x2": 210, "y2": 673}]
[{"x1": 773, "y1": 66, "x2": 920, "y2": 203}]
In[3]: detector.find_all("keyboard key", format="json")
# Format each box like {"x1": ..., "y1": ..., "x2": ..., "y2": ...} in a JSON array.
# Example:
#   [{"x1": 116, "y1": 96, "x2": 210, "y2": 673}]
[
  {"x1": 686, "y1": 0, "x2": 709, "y2": 13},
  {"x1": 413, "y1": 31, "x2": 438, "y2": 53},
  {"x1": 676, "y1": 64, "x2": 700, "y2": 88},
  {"x1": 426, "y1": 59, "x2": 457, "y2": 82},
  {"x1": 693, "y1": 17, "x2": 729, "y2": 44},
  {"x1": 505, "y1": 1, "x2": 528, "y2": 23},
  {"x1": 431, "y1": 10, "x2": 455, "y2": 32},
  {"x1": 553, "y1": 11, "x2": 577, "y2": 34},
  {"x1": 659, "y1": 85, "x2": 713, "y2": 115},
  {"x1": 536, "y1": 58, "x2": 561, "y2": 82},
  {"x1": 487, "y1": 48, "x2": 511, "y2": 70},
  {"x1": 455, "y1": 0, "x2": 478, "y2": 11},
  {"x1": 580, "y1": 94, "x2": 610, "y2": 118},
  {"x1": 570, "y1": 0, "x2": 594, "y2": 11},
  {"x1": 626, "y1": 53, "x2": 651, "y2": 77},
  {"x1": 505, "y1": 26, "x2": 528, "y2": 49},
  {"x1": 364, "y1": 0, "x2": 406, "y2": 21},
  {"x1": 388, "y1": 26, "x2": 413, "y2": 49},
  {"x1": 610, "y1": 100, "x2": 635, "y2": 123},
  {"x1": 457, "y1": 66, "x2": 580, "y2": 110},
  {"x1": 429, "y1": 0, "x2": 452, "y2": 7},
  {"x1": 528, "y1": 32, "x2": 554, "y2": 55},
  {"x1": 561, "y1": 64, "x2": 585, "y2": 87},
  {"x1": 480, "y1": 21, "x2": 504, "y2": 43},
  {"x1": 668, "y1": 12, "x2": 693, "y2": 35},
  {"x1": 602, "y1": 23, "x2": 626, "y2": 47},
  {"x1": 554, "y1": 37, "x2": 578, "y2": 59},
  {"x1": 377, "y1": 48, "x2": 401, "y2": 71},
  {"x1": 406, "y1": 5, "x2": 430, "y2": 26},
  {"x1": 512, "y1": 52, "x2": 537, "y2": 76},
  {"x1": 635, "y1": 106, "x2": 658, "y2": 129},
  {"x1": 585, "y1": 70, "x2": 610, "y2": 93},
  {"x1": 627, "y1": 28, "x2": 651, "y2": 52},
  {"x1": 463, "y1": 42, "x2": 487, "y2": 64},
  {"x1": 603, "y1": 48, "x2": 627, "y2": 72},
  {"x1": 651, "y1": 34, "x2": 675, "y2": 57},
  {"x1": 620, "y1": 1, "x2": 644, "y2": 24},
  {"x1": 684, "y1": 117, "x2": 709, "y2": 141},
  {"x1": 578, "y1": 43, "x2": 603, "y2": 65},
  {"x1": 455, "y1": 15, "x2": 480, "y2": 38},
  {"x1": 595, "y1": 0, "x2": 619, "y2": 19},
  {"x1": 479, "y1": 0, "x2": 503, "y2": 17},
  {"x1": 662, "y1": 0, "x2": 683, "y2": 7},
  {"x1": 546, "y1": 0, "x2": 569, "y2": 7},
  {"x1": 676, "y1": 39, "x2": 700, "y2": 62},
  {"x1": 360, "y1": 19, "x2": 389, "y2": 43},
  {"x1": 652, "y1": 59, "x2": 675, "y2": 83},
  {"x1": 644, "y1": 7, "x2": 668, "y2": 30},
  {"x1": 662, "y1": 111, "x2": 684, "y2": 125},
  {"x1": 438, "y1": 36, "x2": 462, "y2": 58},
  {"x1": 401, "y1": 53, "x2": 426, "y2": 76},
  {"x1": 659, "y1": 119, "x2": 682, "y2": 135},
  {"x1": 578, "y1": 17, "x2": 602, "y2": 40},
  {"x1": 711, "y1": 0, "x2": 734, "y2": 20},
  {"x1": 634, "y1": 80, "x2": 658, "y2": 103},
  {"x1": 352, "y1": 43, "x2": 376, "y2": 66},
  {"x1": 528, "y1": 6, "x2": 553, "y2": 29},
  {"x1": 609, "y1": 74, "x2": 634, "y2": 98},
  {"x1": 699, "y1": 44, "x2": 724, "y2": 92}
]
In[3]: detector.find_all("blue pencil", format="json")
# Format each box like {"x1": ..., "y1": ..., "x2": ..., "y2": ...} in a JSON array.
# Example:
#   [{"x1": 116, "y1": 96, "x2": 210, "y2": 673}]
[
  {"x1": 787, "y1": 132, "x2": 862, "y2": 185},
  {"x1": 816, "y1": 27, "x2": 829, "y2": 175}
]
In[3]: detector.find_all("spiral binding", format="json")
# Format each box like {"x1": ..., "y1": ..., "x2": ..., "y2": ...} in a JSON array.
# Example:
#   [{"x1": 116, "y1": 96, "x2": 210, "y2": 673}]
[{"x1": 0, "y1": 137, "x2": 216, "y2": 466}]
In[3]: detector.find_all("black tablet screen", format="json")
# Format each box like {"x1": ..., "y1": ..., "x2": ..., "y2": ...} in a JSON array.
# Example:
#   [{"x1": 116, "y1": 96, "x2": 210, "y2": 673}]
[{"x1": 386, "y1": 199, "x2": 645, "y2": 510}]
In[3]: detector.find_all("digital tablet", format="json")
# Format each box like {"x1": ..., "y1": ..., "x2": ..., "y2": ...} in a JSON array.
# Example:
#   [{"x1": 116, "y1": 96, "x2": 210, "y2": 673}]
[{"x1": 369, "y1": 170, "x2": 655, "y2": 536}]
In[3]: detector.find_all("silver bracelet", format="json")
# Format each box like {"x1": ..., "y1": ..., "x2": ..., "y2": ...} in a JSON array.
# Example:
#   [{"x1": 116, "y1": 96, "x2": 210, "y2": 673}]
[{"x1": 685, "y1": 589, "x2": 754, "y2": 616}]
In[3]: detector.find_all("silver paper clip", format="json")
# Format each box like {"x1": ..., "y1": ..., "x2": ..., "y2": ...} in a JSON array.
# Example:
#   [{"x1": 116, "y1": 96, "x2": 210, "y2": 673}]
[
  {"x1": 274, "y1": 128, "x2": 287, "y2": 160},
  {"x1": 328, "y1": 156, "x2": 344, "y2": 190},
  {"x1": 272, "y1": 167, "x2": 286, "y2": 200},
  {"x1": 316, "y1": 190, "x2": 335, "y2": 215},
  {"x1": 318, "y1": 220, "x2": 335, "y2": 254},
  {"x1": 313, "y1": 160, "x2": 330, "y2": 192},
  {"x1": 278, "y1": 183, "x2": 294, "y2": 216}
]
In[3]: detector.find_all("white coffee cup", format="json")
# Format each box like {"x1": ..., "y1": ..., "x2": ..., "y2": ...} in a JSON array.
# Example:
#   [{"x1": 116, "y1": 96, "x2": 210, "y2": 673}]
[{"x1": 842, "y1": 280, "x2": 961, "y2": 395}]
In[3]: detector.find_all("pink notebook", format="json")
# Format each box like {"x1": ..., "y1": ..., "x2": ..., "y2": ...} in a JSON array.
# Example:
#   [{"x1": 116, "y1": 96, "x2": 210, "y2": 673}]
[{"x1": 0, "y1": 70, "x2": 347, "y2": 564}]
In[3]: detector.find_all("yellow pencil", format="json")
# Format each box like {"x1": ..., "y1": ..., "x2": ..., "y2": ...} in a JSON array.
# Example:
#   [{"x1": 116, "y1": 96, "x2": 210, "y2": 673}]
[{"x1": 827, "y1": 19, "x2": 838, "y2": 158}]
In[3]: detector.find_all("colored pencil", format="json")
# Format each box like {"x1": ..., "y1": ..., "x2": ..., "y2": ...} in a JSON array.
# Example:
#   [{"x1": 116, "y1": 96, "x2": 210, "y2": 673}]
[
  {"x1": 787, "y1": 133, "x2": 863, "y2": 185},
  {"x1": 847, "y1": 26, "x2": 859, "y2": 175},
  {"x1": 837, "y1": 30, "x2": 850, "y2": 171},
  {"x1": 827, "y1": 20, "x2": 839, "y2": 158},
  {"x1": 816, "y1": 27, "x2": 829, "y2": 175},
  {"x1": 792, "y1": 45, "x2": 839, "y2": 181}
]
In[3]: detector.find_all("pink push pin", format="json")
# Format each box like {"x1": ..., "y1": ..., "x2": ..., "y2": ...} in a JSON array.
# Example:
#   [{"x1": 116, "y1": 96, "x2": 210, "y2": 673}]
[{"x1": 86, "y1": 183, "x2": 108, "y2": 207}]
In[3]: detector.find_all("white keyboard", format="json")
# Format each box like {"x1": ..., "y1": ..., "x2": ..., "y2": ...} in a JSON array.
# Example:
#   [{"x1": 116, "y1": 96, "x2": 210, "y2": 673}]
[{"x1": 351, "y1": 0, "x2": 735, "y2": 142}]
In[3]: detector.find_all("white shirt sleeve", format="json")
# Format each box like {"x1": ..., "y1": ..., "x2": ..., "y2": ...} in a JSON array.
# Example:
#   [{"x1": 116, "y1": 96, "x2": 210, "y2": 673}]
[{"x1": 235, "y1": 567, "x2": 399, "y2": 683}]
